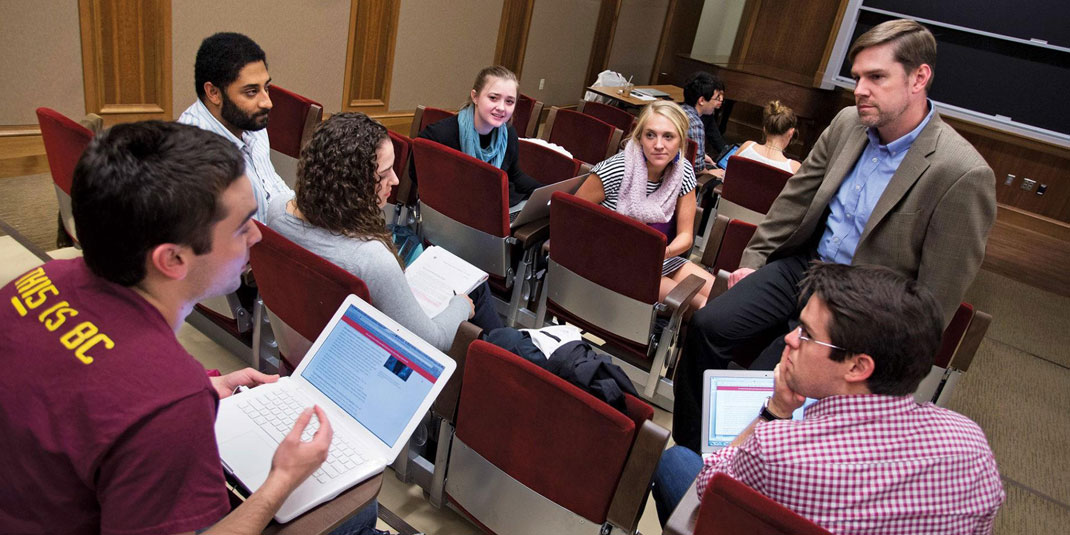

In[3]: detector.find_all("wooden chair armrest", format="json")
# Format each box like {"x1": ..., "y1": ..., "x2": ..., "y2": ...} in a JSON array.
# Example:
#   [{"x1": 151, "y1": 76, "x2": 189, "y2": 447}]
[
  {"x1": 606, "y1": 420, "x2": 671, "y2": 532},
  {"x1": 432, "y1": 321, "x2": 482, "y2": 424},
  {"x1": 663, "y1": 274, "x2": 705, "y2": 314},
  {"x1": 710, "y1": 269, "x2": 731, "y2": 301},
  {"x1": 662, "y1": 480, "x2": 701, "y2": 535},
  {"x1": 262, "y1": 473, "x2": 383, "y2": 535},
  {"x1": 699, "y1": 214, "x2": 730, "y2": 268},
  {"x1": 951, "y1": 309, "x2": 991, "y2": 372},
  {"x1": 512, "y1": 218, "x2": 550, "y2": 247}
]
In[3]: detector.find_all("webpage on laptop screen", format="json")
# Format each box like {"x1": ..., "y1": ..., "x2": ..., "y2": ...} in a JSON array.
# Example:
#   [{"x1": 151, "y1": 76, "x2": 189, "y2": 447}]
[
  {"x1": 706, "y1": 376, "x2": 812, "y2": 449},
  {"x1": 303, "y1": 305, "x2": 445, "y2": 447}
]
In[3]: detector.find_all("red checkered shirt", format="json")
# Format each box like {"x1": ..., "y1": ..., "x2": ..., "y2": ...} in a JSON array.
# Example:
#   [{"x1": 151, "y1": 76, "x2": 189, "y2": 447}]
[{"x1": 696, "y1": 394, "x2": 1004, "y2": 534}]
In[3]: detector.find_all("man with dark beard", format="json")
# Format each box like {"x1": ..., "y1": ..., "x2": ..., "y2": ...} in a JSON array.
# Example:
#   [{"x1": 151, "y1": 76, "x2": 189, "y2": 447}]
[{"x1": 179, "y1": 32, "x2": 292, "y2": 221}]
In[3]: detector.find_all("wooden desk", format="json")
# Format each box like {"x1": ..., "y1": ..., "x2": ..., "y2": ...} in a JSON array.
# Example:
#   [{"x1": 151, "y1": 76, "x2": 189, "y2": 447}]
[
  {"x1": 586, "y1": 84, "x2": 684, "y2": 108},
  {"x1": 261, "y1": 472, "x2": 383, "y2": 535}
]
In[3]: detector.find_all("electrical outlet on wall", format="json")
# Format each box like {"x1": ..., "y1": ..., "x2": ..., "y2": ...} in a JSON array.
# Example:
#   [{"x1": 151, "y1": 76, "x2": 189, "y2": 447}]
[
  {"x1": 1021, "y1": 178, "x2": 1037, "y2": 191},
  {"x1": 1004, "y1": 174, "x2": 1015, "y2": 186},
  {"x1": 539, "y1": 78, "x2": 545, "y2": 90}
]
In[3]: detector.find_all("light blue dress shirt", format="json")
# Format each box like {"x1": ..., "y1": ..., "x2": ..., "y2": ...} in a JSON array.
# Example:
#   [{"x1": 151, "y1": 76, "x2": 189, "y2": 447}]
[
  {"x1": 817, "y1": 102, "x2": 935, "y2": 264},
  {"x1": 177, "y1": 99, "x2": 293, "y2": 222}
]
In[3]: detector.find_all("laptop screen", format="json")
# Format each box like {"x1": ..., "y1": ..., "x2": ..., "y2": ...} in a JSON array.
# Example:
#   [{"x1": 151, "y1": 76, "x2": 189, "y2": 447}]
[
  {"x1": 302, "y1": 304, "x2": 446, "y2": 447},
  {"x1": 704, "y1": 374, "x2": 814, "y2": 451}
]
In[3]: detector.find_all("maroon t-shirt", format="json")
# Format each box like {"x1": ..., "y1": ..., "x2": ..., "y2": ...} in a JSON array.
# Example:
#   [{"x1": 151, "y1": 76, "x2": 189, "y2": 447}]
[{"x1": 0, "y1": 259, "x2": 231, "y2": 534}]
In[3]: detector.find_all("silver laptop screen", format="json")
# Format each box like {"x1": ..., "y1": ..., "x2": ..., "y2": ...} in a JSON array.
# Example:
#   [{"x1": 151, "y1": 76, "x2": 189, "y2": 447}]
[
  {"x1": 303, "y1": 304, "x2": 445, "y2": 447},
  {"x1": 705, "y1": 375, "x2": 813, "y2": 450}
]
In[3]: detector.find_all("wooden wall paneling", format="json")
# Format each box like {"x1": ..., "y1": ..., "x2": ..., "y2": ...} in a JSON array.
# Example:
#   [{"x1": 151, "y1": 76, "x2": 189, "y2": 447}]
[
  {"x1": 494, "y1": 0, "x2": 536, "y2": 77},
  {"x1": 728, "y1": 0, "x2": 843, "y2": 87},
  {"x1": 584, "y1": 0, "x2": 622, "y2": 87},
  {"x1": 652, "y1": 0, "x2": 703, "y2": 84},
  {"x1": 342, "y1": 0, "x2": 401, "y2": 114},
  {"x1": 78, "y1": 0, "x2": 172, "y2": 125},
  {"x1": 812, "y1": 0, "x2": 851, "y2": 87}
]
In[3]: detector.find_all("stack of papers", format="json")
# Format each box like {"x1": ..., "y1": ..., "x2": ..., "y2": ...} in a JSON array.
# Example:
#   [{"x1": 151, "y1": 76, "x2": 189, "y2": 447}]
[{"x1": 405, "y1": 246, "x2": 488, "y2": 317}]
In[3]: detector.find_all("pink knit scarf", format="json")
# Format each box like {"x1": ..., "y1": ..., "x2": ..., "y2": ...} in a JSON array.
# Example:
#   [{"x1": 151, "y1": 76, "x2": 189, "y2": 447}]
[{"x1": 616, "y1": 139, "x2": 685, "y2": 223}]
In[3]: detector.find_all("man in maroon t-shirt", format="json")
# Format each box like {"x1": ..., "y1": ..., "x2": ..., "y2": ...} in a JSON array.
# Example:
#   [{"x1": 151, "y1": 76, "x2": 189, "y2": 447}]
[{"x1": 0, "y1": 122, "x2": 332, "y2": 534}]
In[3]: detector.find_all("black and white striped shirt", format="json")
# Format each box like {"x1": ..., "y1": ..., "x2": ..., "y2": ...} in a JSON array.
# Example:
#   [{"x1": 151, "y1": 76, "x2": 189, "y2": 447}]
[{"x1": 590, "y1": 151, "x2": 697, "y2": 210}]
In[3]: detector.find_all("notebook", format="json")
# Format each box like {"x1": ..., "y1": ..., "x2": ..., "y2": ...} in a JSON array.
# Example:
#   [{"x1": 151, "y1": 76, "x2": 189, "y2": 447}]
[
  {"x1": 214, "y1": 295, "x2": 456, "y2": 522},
  {"x1": 508, "y1": 174, "x2": 586, "y2": 228},
  {"x1": 700, "y1": 369, "x2": 815, "y2": 453}
]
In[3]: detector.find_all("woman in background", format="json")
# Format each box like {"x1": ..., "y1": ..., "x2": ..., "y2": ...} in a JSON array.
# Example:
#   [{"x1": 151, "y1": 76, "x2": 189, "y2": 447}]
[
  {"x1": 574, "y1": 100, "x2": 716, "y2": 309},
  {"x1": 267, "y1": 112, "x2": 502, "y2": 352},
  {"x1": 416, "y1": 65, "x2": 541, "y2": 207},
  {"x1": 734, "y1": 100, "x2": 801, "y2": 174}
]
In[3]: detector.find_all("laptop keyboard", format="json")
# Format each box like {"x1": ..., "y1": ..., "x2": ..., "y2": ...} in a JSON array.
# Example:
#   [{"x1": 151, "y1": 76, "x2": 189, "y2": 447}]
[
  {"x1": 238, "y1": 388, "x2": 367, "y2": 483},
  {"x1": 509, "y1": 210, "x2": 521, "y2": 223}
]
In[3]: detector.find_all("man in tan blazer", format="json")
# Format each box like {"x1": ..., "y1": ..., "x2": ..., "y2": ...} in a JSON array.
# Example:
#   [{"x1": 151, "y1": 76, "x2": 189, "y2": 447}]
[{"x1": 673, "y1": 19, "x2": 996, "y2": 452}]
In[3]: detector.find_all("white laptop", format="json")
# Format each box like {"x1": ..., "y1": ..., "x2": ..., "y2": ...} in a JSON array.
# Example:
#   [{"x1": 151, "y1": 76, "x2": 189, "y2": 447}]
[
  {"x1": 700, "y1": 369, "x2": 815, "y2": 453},
  {"x1": 509, "y1": 174, "x2": 586, "y2": 228},
  {"x1": 214, "y1": 294, "x2": 456, "y2": 522}
]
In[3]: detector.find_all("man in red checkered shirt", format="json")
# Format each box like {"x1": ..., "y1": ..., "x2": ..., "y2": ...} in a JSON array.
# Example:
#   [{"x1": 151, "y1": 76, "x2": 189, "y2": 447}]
[{"x1": 653, "y1": 263, "x2": 1004, "y2": 534}]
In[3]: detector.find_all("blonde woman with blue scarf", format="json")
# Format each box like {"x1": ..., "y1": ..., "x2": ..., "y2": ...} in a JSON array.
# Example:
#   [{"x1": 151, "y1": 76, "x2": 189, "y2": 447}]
[{"x1": 414, "y1": 66, "x2": 541, "y2": 207}]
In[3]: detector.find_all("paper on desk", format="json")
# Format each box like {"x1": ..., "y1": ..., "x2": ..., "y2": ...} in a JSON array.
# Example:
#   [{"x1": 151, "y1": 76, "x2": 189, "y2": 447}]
[
  {"x1": 630, "y1": 91, "x2": 656, "y2": 101},
  {"x1": 405, "y1": 246, "x2": 489, "y2": 317}
]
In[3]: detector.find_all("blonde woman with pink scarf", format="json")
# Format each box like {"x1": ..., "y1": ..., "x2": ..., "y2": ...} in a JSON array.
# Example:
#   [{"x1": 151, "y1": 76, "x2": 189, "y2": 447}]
[{"x1": 574, "y1": 101, "x2": 716, "y2": 309}]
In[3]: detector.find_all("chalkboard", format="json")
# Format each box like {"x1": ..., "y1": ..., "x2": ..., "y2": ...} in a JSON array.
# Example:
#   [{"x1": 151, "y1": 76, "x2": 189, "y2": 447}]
[{"x1": 833, "y1": 2, "x2": 1070, "y2": 141}]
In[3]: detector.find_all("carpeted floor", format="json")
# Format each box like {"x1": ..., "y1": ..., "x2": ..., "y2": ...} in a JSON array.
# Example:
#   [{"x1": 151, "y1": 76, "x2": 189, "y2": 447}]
[{"x1": 2, "y1": 171, "x2": 1068, "y2": 534}]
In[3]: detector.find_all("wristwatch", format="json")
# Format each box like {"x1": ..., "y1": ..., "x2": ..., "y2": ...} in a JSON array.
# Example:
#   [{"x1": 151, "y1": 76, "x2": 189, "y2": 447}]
[{"x1": 759, "y1": 397, "x2": 789, "y2": 421}]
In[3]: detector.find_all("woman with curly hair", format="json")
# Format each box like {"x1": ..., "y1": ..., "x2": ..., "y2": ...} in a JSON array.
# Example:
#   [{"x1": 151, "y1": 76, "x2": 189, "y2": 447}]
[{"x1": 266, "y1": 112, "x2": 501, "y2": 351}]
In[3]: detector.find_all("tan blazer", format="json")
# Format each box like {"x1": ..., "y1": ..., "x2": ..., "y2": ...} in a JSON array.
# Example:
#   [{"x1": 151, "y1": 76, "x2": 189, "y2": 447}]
[{"x1": 740, "y1": 106, "x2": 996, "y2": 324}]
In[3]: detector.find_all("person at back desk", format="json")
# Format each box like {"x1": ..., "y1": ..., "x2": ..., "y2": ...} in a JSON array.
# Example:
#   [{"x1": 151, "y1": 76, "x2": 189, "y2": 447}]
[{"x1": 413, "y1": 65, "x2": 541, "y2": 207}]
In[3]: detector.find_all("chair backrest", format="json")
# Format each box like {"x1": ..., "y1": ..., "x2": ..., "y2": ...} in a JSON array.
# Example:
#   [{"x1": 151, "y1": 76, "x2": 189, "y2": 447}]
[
  {"x1": 410, "y1": 105, "x2": 456, "y2": 138},
  {"x1": 513, "y1": 93, "x2": 544, "y2": 138},
  {"x1": 249, "y1": 221, "x2": 370, "y2": 369},
  {"x1": 686, "y1": 138, "x2": 698, "y2": 168},
  {"x1": 578, "y1": 100, "x2": 635, "y2": 135},
  {"x1": 914, "y1": 302, "x2": 991, "y2": 405},
  {"x1": 411, "y1": 137, "x2": 509, "y2": 238},
  {"x1": 386, "y1": 130, "x2": 414, "y2": 206},
  {"x1": 266, "y1": 85, "x2": 323, "y2": 159},
  {"x1": 722, "y1": 155, "x2": 793, "y2": 214},
  {"x1": 543, "y1": 107, "x2": 623, "y2": 165},
  {"x1": 518, "y1": 138, "x2": 584, "y2": 186},
  {"x1": 695, "y1": 473, "x2": 831, "y2": 535},
  {"x1": 549, "y1": 192, "x2": 664, "y2": 304},
  {"x1": 453, "y1": 340, "x2": 650, "y2": 524},
  {"x1": 36, "y1": 107, "x2": 93, "y2": 195}
]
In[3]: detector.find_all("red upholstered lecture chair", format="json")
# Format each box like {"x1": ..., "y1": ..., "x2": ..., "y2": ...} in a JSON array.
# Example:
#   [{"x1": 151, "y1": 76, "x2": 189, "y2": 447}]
[
  {"x1": 410, "y1": 105, "x2": 456, "y2": 138},
  {"x1": 699, "y1": 214, "x2": 758, "y2": 300},
  {"x1": 534, "y1": 193, "x2": 705, "y2": 405},
  {"x1": 719, "y1": 155, "x2": 793, "y2": 220},
  {"x1": 578, "y1": 99, "x2": 636, "y2": 137},
  {"x1": 517, "y1": 138, "x2": 585, "y2": 186},
  {"x1": 664, "y1": 474, "x2": 832, "y2": 535},
  {"x1": 541, "y1": 107, "x2": 623, "y2": 165},
  {"x1": 685, "y1": 138, "x2": 698, "y2": 168},
  {"x1": 444, "y1": 341, "x2": 669, "y2": 535},
  {"x1": 914, "y1": 302, "x2": 992, "y2": 407},
  {"x1": 248, "y1": 222, "x2": 372, "y2": 373},
  {"x1": 513, "y1": 93, "x2": 544, "y2": 138},
  {"x1": 265, "y1": 85, "x2": 323, "y2": 159},
  {"x1": 385, "y1": 130, "x2": 415, "y2": 226},
  {"x1": 35, "y1": 107, "x2": 93, "y2": 245}
]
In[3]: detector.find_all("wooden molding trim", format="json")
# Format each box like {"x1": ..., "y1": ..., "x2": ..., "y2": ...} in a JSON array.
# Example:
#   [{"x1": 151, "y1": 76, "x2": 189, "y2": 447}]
[
  {"x1": 493, "y1": 0, "x2": 536, "y2": 77},
  {"x1": 814, "y1": 0, "x2": 852, "y2": 87},
  {"x1": 0, "y1": 126, "x2": 42, "y2": 138},
  {"x1": 78, "y1": 0, "x2": 172, "y2": 125},
  {"x1": 341, "y1": 0, "x2": 401, "y2": 114},
  {"x1": 584, "y1": 0, "x2": 622, "y2": 87},
  {"x1": 997, "y1": 204, "x2": 1070, "y2": 242}
]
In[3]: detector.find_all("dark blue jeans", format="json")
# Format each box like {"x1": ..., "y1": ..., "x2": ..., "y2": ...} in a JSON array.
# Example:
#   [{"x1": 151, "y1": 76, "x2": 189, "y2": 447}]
[
  {"x1": 651, "y1": 445, "x2": 704, "y2": 526},
  {"x1": 329, "y1": 500, "x2": 378, "y2": 535},
  {"x1": 468, "y1": 281, "x2": 504, "y2": 332}
]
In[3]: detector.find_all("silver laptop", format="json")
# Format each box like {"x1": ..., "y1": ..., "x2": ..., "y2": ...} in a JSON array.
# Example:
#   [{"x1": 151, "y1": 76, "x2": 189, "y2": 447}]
[
  {"x1": 215, "y1": 295, "x2": 456, "y2": 522},
  {"x1": 700, "y1": 369, "x2": 814, "y2": 453},
  {"x1": 509, "y1": 174, "x2": 586, "y2": 228}
]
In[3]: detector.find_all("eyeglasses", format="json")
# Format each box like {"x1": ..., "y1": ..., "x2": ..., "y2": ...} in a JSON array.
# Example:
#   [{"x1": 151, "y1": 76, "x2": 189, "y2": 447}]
[{"x1": 794, "y1": 326, "x2": 847, "y2": 352}]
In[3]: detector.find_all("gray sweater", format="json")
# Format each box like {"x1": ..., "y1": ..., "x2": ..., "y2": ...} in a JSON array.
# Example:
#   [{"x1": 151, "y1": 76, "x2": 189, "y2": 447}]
[{"x1": 266, "y1": 200, "x2": 469, "y2": 351}]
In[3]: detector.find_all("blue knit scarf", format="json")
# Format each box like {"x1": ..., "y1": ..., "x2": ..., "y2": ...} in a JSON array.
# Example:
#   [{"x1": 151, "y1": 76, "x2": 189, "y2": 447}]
[{"x1": 457, "y1": 105, "x2": 508, "y2": 169}]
